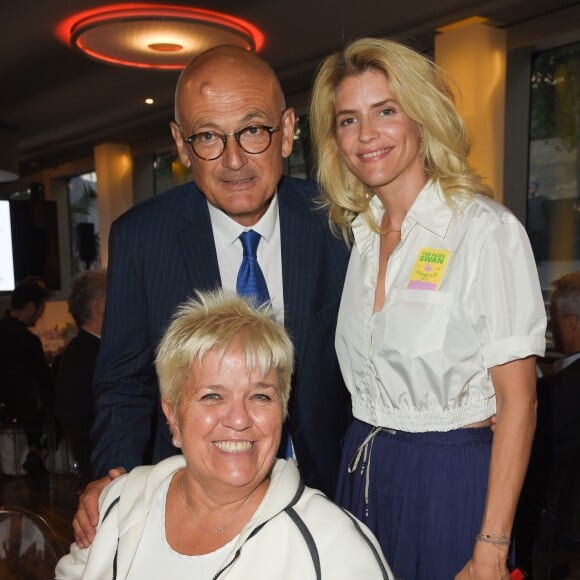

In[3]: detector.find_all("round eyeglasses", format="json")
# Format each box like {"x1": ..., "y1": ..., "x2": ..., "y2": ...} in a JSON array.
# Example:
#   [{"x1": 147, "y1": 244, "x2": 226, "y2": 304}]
[{"x1": 181, "y1": 121, "x2": 282, "y2": 161}]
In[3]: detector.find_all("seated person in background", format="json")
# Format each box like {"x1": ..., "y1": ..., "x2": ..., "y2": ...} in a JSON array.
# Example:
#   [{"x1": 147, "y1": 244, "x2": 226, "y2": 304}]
[
  {"x1": 55, "y1": 270, "x2": 107, "y2": 488},
  {"x1": 0, "y1": 278, "x2": 52, "y2": 477},
  {"x1": 541, "y1": 271, "x2": 580, "y2": 463},
  {"x1": 55, "y1": 291, "x2": 393, "y2": 579},
  {"x1": 515, "y1": 271, "x2": 580, "y2": 571}
]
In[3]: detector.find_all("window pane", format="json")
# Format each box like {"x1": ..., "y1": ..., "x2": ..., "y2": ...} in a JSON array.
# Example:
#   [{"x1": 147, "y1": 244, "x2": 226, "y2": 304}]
[
  {"x1": 153, "y1": 152, "x2": 191, "y2": 195},
  {"x1": 287, "y1": 115, "x2": 311, "y2": 179},
  {"x1": 528, "y1": 41, "x2": 580, "y2": 298},
  {"x1": 68, "y1": 172, "x2": 100, "y2": 275}
]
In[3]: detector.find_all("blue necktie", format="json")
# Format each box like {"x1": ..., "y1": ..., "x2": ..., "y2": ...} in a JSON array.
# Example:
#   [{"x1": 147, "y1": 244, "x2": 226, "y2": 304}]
[
  {"x1": 236, "y1": 231, "x2": 292, "y2": 459},
  {"x1": 236, "y1": 230, "x2": 270, "y2": 306}
]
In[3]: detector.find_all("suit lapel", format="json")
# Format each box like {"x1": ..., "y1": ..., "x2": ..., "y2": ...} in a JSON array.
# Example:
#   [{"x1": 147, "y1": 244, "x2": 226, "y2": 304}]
[
  {"x1": 278, "y1": 181, "x2": 314, "y2": 363},
  {"x1": 176, "y1": 184, "x2": 222, "y2": 293},
  {"x1": 173, "y1": 179, "x2": 315, "y2": 361}
]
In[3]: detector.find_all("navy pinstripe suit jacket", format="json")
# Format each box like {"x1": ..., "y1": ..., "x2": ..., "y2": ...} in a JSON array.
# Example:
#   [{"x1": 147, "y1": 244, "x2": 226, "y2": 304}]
[{"x1": 90, "y1": 175, "x2": 351, "y2": 496}]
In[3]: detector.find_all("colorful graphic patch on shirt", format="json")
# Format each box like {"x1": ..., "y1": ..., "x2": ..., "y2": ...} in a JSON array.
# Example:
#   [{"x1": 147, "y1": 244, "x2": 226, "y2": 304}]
[{"x1": 407, "y1": 247, "x2": 451, "y2": 290}]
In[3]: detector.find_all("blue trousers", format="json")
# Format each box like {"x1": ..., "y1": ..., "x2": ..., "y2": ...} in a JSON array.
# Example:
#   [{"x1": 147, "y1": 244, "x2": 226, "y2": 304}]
[{"x1": 336, "y1": 419, "x2": 493, "y2": 580}]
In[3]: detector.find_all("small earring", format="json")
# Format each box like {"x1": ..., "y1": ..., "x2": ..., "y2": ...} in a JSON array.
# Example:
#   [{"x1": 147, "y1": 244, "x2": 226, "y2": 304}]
[{"x1": 173, "y1": 438, "x2": 183, "y2": 448}]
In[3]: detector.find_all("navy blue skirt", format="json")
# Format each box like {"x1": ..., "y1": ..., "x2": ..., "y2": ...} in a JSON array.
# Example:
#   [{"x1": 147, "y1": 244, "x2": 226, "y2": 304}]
[{"x1": 336, "y1": 419, "x2": 493, "y2": 580}]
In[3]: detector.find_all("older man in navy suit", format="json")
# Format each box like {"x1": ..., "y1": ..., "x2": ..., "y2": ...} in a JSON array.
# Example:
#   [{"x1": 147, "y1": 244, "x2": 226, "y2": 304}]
[{"x1": 73, "y1": 46, "x2": 350, "y2": 546}]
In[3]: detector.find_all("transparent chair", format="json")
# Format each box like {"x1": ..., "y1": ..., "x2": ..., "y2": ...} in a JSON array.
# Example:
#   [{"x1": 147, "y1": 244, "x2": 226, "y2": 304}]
[
  {"x1": 0, "y1": 506, "x2": 66, "y2": 580},
  {"x1": 0, "y1": 404, "x2": 27, "y2": 476}
]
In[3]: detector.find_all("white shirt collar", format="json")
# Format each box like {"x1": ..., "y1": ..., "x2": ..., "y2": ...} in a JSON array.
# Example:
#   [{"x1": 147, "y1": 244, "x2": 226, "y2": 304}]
[
  {"x1": 406, "y1": 180, "x2": 460, "y2": 238},
  {"x1": 352, "y1": 180, "x2": 459, "y2": 252},
  {"x1": 207, "y1": 194, "x2": 279, "y2": 248}
]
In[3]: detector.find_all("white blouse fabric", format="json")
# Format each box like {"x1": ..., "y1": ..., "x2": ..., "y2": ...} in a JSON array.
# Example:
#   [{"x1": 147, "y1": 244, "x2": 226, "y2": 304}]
[
  {"x1": 127, "y1": 475, "x2": 238, "y2": 579},
  {"x1": 336, "y1": 181, "x2": 546, "y2": 433}
]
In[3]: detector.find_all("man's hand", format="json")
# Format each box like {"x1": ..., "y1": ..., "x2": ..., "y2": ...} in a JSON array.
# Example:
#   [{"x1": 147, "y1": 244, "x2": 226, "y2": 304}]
[{"x1": 72, "y1": 467, "x2": 126, "y2": 548}]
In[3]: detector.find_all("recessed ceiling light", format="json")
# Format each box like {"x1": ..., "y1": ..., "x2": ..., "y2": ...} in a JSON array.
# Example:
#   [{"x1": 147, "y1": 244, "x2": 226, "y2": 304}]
[
  {"x1": 148, "y1": 42, "x2": 183, "y2": 53},
  {"x1": 145, "y1": 98, "x2": 154, "y2": 104},
  {"x1": 56, "y1": 4, "x2": 264, "y2": 70}
]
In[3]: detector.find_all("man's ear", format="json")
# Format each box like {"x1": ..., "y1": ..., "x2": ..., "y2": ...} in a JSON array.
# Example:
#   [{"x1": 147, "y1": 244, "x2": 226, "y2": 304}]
[
  {"x1": 170, "y1": 121, "x2": 192, "y2": 169},
  {"x1": 280, "y1": 107, "x2": 296, "y2": 159}
]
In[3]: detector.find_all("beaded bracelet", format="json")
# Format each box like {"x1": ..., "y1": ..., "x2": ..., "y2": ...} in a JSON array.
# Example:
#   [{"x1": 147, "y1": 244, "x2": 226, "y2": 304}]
[{"x1": 476, "y1": 532, "x2": 511, "y2": 546}]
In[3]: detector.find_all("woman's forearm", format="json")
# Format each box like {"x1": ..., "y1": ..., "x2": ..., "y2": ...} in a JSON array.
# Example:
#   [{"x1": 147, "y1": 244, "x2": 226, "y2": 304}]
[
  {"x1": 481, "y1": 357, "x2": 537, "y2": 535},
  {"x1": 456, "y1": 357, "x2": 537, "y2": 579}
]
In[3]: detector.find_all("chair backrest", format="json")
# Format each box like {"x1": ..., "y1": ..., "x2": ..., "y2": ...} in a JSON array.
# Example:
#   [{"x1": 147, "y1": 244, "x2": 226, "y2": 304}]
[{"x1": 0, "y1": 506, "x2": 66, "y2": 580}]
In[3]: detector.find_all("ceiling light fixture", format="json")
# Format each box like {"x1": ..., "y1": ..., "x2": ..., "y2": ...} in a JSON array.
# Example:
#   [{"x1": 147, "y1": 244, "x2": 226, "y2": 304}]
[{"x1": 56, "y1": 3, "x2": 265, "y2": 70}]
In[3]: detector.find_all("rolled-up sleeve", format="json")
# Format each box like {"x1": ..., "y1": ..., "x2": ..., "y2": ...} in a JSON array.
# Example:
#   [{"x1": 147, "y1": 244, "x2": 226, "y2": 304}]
[{"x1": 467, "y1": 215, "x2": 546, "y2": 369}]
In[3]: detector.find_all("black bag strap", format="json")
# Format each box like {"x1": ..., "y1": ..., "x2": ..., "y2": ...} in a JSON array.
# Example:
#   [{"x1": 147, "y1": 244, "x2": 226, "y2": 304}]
[
  {"x1": 102, "y1": 496, "x2": 120, "y2": 523},
  {"x1": 100, "y1": 496, "x2": 121, "y2": 580},
  {"x1": 286, "y1": 478, "x2": 306, "y2": 509},
  {"x1": 215, "y1": 479, "x2": 315, "y2": 579},
  {"x1": 285, "y1": 506, "x2": 322, "y2": 580},
  {"x1": 340, "y1": 507, "x2": 391, "y2": 579}
]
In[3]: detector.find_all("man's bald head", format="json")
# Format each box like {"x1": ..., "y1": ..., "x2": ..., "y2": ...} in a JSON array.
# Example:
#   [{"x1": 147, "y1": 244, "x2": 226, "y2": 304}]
[{"x1": 174, "y1": 45, "x2": 285, "y2": 124}]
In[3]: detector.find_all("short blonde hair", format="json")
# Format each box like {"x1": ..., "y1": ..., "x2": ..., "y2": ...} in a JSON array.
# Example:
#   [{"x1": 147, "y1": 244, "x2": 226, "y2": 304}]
[
  {"x1": 310, "y1": 37, "x2": 492, "y2": 241},
  {"x1": 155, "y1": 291, "x2": 294, "y2": 415}
]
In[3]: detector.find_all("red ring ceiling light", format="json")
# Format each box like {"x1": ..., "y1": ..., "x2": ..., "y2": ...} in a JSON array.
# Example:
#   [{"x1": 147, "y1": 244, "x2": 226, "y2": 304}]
[{"x1": 56, "y1": 3, "x2": 265, "y2": 70}]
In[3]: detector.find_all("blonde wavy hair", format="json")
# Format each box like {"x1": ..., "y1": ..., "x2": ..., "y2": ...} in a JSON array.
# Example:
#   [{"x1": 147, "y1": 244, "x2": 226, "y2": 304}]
[
  {"x1": 155, "y1": 290, "x2": 294, "y2": 416},
  {"x1": 310, "y1": 37, "x2": 493, "y2": 241}
]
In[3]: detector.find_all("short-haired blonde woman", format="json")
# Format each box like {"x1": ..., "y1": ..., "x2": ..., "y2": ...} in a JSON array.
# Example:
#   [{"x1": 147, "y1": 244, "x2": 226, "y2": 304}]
[
  {"x1": 56, "y1": 291, "x2": 393, "y2": 580},
  {"x1": 310, "y1": 37, "x2": 546, "y2": 579}
]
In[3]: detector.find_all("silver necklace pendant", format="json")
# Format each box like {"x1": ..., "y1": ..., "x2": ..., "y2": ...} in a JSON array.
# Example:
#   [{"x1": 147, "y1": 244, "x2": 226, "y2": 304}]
[{"x1": 180, "y1": 471, "x2": 266, "y2": 535}]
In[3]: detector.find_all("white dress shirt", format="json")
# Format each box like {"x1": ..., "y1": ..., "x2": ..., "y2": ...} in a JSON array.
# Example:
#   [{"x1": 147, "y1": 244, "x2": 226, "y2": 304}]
[
  {"x1": 208, "y1": 195, "x2": 284, "y2": 323},
  {"x1": 208, "y1": 195, "x2": 293, "y2": 457},
  {"x1": 336, "y1": 180, "x2": 547, "y2": 432}
]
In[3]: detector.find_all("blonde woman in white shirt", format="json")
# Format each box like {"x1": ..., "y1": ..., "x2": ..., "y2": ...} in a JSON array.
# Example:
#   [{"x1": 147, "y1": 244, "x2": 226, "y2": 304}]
[{"x1": 310, "y1": 37, "x2": 546, "y2": 580}]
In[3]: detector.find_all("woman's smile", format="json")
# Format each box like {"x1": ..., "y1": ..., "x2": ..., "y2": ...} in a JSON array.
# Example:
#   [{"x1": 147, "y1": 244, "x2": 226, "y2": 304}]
[{"x1": 213, "y1": 440, "x2": 254, "y2": 453}]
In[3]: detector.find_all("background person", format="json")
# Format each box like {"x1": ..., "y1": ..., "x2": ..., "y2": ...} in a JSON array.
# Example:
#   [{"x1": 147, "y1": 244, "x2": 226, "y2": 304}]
[
  {"x1": 74, "y1": 45, "x2": 350, "y2": 547},
  {"x1": 55, "y1": 270, "x2": 107, "y2": 489},
  {"x1": 515, "y1": 271, "x2": 580, "y2": 573},
  {"x1": 56, "y1": 291, "x2": 393, "y2": 580},
  {"x1": 0, "y1": 277, "x2": 52, "y2": 479},
  {"x1": 540, "y1": 272, "x2": 580, "y2": 463},
  {"x1": 310, "y1": 37, "x2": 546, "y2": 579}
]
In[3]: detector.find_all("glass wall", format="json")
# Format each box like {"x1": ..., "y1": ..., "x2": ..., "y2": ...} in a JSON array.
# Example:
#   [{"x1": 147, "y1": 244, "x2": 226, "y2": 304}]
[
  {"x1": 527, "y1": 41, "x2": 580, "y2": 295},
  {"x1": 153, "y1": 152, "x2": 191, "y2": 195},
  {"x1": 68, "y1": 171, "x2": 100, "y2": 276},
  {"x1": 287, "y1": 115, "x2": 312, "y2": 180}
]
